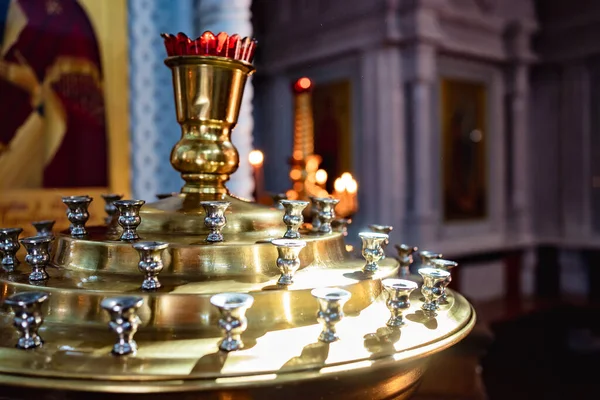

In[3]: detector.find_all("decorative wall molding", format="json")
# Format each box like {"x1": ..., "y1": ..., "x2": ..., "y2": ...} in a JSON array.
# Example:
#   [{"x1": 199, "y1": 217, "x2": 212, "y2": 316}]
[{"x1": 255, "y1": 0, "x2": 537, "y2": 74}]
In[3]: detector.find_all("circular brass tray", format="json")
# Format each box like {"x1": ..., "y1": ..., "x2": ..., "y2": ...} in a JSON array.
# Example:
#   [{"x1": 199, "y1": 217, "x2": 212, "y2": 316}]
[
  {"x1": 0, "y1": 43, "x2": 477, "y2": 399},
  {"x1": 0, "y1": 199, "x2": 475, "y2": 400},
  {"x1": 0, "y1": 289, "x2": 474, "y2": 399}
]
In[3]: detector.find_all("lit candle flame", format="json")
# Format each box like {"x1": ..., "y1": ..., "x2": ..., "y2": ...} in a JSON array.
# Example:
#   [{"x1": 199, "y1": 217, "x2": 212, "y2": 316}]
[
  {"x1": 248, "y1": 150, "x2": 264, "y2": 166},
  {"x1": 332, "y1": 172, "x2": 358, "y2": 217},
  {"x1": 315, "y1": 169, "x2": 328, "y2": 185}
]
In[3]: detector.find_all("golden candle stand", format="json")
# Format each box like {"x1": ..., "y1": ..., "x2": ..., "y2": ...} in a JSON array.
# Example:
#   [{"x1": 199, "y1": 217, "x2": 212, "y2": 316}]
[{"x1": 0, "y1": 31, "x2": 475, "y2": 400}]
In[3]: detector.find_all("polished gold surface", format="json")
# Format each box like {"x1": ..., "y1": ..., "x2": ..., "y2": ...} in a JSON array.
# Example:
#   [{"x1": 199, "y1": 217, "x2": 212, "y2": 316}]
[
  {"x1": 138, "y1": 194, "x2": 284, "y2": 236},
  {"x1": 0, "y1": 284, "x2": 474, "y2": 388},
  {"x1": 166, "y1": 56, "x2": 254, "y2": 196},
  {"x1": 51, "y1": 226, "x2": 349, "y2": 275},
  {"x1": 0, "y1": 360, "x2": 429, "y2": 400},
  {"x1": 4, "y1": 235, "x2": 396, "y2": 329}
]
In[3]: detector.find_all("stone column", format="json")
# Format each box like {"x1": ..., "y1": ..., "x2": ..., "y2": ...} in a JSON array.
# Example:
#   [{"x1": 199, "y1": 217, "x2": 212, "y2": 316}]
[
  {"x1": 195, "y1": 0, "x2": 255, "y2": 199},
  {"x1": 505, "y1": 22, "x2": 536, "y2": 243},
  {"x1": 506, "y1": 63, "x2": 533, "y2": 241},
  {"x1": 260, "y1": 74, "x2": 293, "y2": 192},
  {"x1": 559, "y1": 63, "x2": 591, "y2": 239},
  {"x1": 530, "y1": 65, "x2": 561, "y2": 240},
  {"x1": 358, "y1": 47, "x2": 406, "y2": 234},
  {"x1": 403, "y1": 43, "x2": 437, "y2": 245}
]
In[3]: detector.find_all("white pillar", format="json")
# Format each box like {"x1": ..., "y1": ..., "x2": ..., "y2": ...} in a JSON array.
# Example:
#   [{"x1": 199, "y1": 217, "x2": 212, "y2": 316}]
[
  {"x1": 507, "y1": 63, "x2": 533, "y2": 242},
  {"x1": 358, "y1": 47, "x2": 406, "y2": 233},
  {"x1": 196, "y1": 0, "x2": 254, "y2": 199},
  {"x1": 559, "y1": 63, "x2": 591, "y2": 239},
  {"x1": 403, "y1": 43, "x2": 437, "y2": 245},
  {"x1": 530, "y1": 66, "x2": 562, "y2": 240},
  {"x1": 505, "y1": 23, "x2": 536, "y2": 244},
  {"x1": 261, "y1": 74, "x2": 293, "y2": 192}
]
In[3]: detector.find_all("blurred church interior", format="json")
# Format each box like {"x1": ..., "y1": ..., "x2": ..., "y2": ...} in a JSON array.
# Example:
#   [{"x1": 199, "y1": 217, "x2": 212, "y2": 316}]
[{"x1": 2, "y1": 0, "x2": 600, "y2": 398}]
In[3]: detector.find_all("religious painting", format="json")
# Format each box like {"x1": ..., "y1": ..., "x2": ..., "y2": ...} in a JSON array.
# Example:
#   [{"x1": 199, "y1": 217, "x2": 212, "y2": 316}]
[
  {"x1": 0, "y1": 0, "x2": 129, "y2": 233},
  {"x1": 312, "y1": 79, "x2": 352, "y2": 193},
  {"x1": 441, "y1": 78, "x2": 488, "y2": 221}
]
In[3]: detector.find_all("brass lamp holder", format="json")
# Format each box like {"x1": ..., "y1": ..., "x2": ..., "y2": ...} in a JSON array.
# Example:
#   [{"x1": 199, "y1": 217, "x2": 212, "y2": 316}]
[
  {"x1": 166, "y1": 55, "x2": 254, "y2": 195},
  {"x1": 0, "y1": 31, "x2": 475, "y2": 400}
]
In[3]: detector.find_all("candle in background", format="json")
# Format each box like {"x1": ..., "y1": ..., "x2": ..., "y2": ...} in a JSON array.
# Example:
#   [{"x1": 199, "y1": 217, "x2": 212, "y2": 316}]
[
  {"x1": 315, "y1": 169, "x2": 328, "y2": 189},
  {"x1": 249, "y1": 150, "x2": 264, "y2": 202},
  {"x1": 333, "y1": 172, "x2": 359, "y2": 217}
]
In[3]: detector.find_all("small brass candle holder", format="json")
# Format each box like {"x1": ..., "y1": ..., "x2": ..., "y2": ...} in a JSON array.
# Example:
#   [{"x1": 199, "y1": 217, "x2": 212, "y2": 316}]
[
  {"x1": 395, "y1": 244, "x2": 418, "y2": 278},
  {"x1": 311, "y1": 287, "x2": 351, "y2": 343},
  {"x1": 369, "y1": 224, "x2": 393, "y2": 259},
  {"x1": 280, "y1": 200, "x2": 309, "y2": 239},
  {"x1": 31, "y1": 220, "x2": 55, "y2": 237},
  {"x1": 0, "y1": 227, "x2": 22, "y2": 271},
  {"x1": 101, "y1": 194, "x2": 123, "y2": 226},
  {"x1": 418, "y1": 267, "x2": 450, "y2": 316},
  {"x1": 271, "y1": 238, "x2": 306, "y2": 285},
  {"x1": 132, "y1": 241, "x2": 169, "y2": 290},
  {"x1": 210, "y1": 293, "x2": 254, "y2": 352},
  {"x1": 308, "y1": 196, "x2": 322, "y2": 231},
  {"x1": 315, "y1": 198, "x2": 340, "y2": 234},
  {"x1": 4, "y1": 291, "x2": 49, "y2": 349},
  {"x1": 430, "y1": 258, "x2": 458, "y2": 304},
  {"x1": 359, "y1": 232, "x2": 388, "y2": 273},
  {"x1": 62, "y1": 196, "x2": 92, "y2": 237},
  {"x1": 114, "y1": 200, "x2": 145, "y2": 241},
  {"x1": 420, "y1": 250, "x2": 442, "y2": 267},
  {"x1": 101, "y1": 296, "x2": 144, "y2": 356},
  {"x1": 20, "y1": 235, "x2": 54, "y2": 282},
  {"x1": 201, "y1": 201, "x2": 231, "y2": 242},
  {"x1": 271, "y1": 193, "x2": 287, "y2": 209},
  {"x1": 382, "y1": 278, "x2": 418, "y2": 327}
]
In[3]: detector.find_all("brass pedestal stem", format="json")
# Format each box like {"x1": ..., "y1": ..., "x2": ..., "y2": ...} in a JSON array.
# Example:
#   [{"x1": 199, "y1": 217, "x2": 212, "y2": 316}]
[{"x1": 165, "y1": 56, "x2": 255, "y2": 195}]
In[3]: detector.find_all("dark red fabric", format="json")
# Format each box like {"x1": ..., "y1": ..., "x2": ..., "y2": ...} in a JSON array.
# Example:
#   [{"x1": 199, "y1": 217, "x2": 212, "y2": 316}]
[{"x1": 0, "y1": 0, "x2": 107, "y2": 187}]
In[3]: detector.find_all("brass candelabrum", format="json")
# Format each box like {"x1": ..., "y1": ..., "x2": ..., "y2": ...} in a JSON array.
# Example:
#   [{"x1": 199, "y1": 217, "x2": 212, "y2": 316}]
[{"x1": 0, "y1": 30, "x2": 475, "y2": 400}]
